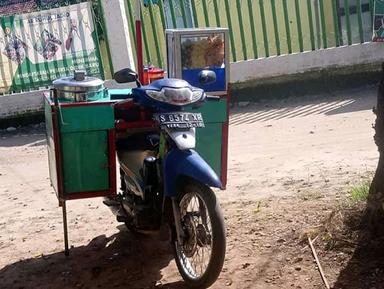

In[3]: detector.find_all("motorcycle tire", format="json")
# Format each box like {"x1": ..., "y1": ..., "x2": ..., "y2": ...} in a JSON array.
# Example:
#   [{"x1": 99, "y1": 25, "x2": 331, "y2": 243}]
[{"x1": 172, "y1": 179, "x2": 226, "y2": 289}]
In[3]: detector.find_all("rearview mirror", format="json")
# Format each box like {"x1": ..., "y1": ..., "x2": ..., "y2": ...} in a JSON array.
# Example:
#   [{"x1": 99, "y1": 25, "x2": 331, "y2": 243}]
[
  {"x1": 114, "y1": 68, "x2": 138, "y2": 84},
  {"x1": 198, "y1": 70, "x2": 217, "y2": 85}
]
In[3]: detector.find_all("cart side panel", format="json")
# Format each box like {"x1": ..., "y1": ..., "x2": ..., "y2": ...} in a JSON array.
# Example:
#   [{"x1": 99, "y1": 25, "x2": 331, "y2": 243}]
[
  {"x1": 59, "y1": 105, "x2": 115, "y2": 133},
  {"x1": 195, "y1": 123, "x2": 223, "y2": 177},
  {"x1": 187, "y1": 98, "x2": 227, "y2": 181},
  {"x1": 57, "y1": 103, "x2": 116, "y2": 197},
  {"x1": 194, "y1": 98, "x2": 227, "y2": 123},
  {"x1": 61, "y1": 130, "x2": 110, "y2": 193},
  {"x1": 44, "y1": 97, "x2": 59, "y2": 195}
]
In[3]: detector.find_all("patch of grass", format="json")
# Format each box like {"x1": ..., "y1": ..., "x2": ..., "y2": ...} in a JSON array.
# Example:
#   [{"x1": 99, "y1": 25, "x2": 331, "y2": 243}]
[
  {"x1": 252, "y1": 201, "x2": 261, "y2": 214},
  {"x1": 349, "y1": 181, "x2": 370, "y2": 201},
  {"x1": 297, "y1": 190, "x2": 324, "y2": 201}
]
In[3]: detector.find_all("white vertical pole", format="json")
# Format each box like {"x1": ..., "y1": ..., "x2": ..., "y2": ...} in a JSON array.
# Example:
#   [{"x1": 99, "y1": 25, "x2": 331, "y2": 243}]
[{"x1": 101, "y1": 0, "x2": 136, "y2": 72}]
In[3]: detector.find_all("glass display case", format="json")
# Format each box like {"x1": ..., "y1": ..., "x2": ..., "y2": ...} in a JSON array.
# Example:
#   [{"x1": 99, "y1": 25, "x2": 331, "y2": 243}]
[{"x1": 166, "y1": 28, "x2": 229, "y2": 94}]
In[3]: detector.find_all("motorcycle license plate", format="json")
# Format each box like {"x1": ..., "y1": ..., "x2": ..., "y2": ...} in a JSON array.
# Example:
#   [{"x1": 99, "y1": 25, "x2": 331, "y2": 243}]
[{"x1": 154, "y1": 112, "x2": 205, "y2": 129}]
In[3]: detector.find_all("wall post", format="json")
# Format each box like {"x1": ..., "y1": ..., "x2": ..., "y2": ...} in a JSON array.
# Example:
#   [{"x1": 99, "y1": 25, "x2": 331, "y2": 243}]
[{"x1": 101, "y1": 0, "x2": 136, "y2": 73}]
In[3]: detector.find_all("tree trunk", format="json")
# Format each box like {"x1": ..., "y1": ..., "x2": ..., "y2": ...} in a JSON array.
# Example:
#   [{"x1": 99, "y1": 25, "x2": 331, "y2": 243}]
[{"x1": 367, "y1": 63, "x2": 384, "y2": 234}]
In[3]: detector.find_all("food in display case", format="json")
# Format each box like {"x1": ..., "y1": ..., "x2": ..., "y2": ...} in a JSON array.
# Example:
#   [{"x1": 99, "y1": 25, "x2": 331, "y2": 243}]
[
  {"x1": 166, "y1": 28, "x2": 228, "y2": 92},
  {"x1": 181, "y1": 33, "x2": 225, "y2": 69}
]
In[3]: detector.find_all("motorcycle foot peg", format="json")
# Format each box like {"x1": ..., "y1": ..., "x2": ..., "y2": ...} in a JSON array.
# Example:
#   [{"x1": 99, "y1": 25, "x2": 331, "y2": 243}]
[
  {"x1": 116, "y1": 215, "x2": 128, "y2": 222},
  {"x1": 103, "y1": 198, "x2": 120, "y2": 207}
]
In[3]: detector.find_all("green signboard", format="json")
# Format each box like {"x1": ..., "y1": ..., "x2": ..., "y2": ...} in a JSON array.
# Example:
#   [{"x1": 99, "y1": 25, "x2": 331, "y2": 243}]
[
  {"x1": 0, "y1": 2, "x2": 103, "y2": 93},
  {"x1": 373, "y1": 0, "x2": 384, "y2": 42}
]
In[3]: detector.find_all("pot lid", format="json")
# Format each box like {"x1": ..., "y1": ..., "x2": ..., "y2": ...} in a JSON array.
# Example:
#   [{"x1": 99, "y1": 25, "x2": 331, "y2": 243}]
[{"x1": 53, "y1": 70, "x2": 104, "y2": 92}]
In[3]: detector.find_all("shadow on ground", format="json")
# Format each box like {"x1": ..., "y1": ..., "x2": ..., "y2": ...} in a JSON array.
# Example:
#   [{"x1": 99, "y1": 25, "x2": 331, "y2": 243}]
[
  {"x1": 0, "y1": 229, "x2": 186, "y2": 289},
  {"x1": 0, "y1": 128, "x2": 46, "y2": 148},
  {"x1": 230, "y1": 87, "x2": 376, "y2": 125},
  {"x1": 330, "y1": 207, "x2": 384, "y2": 289},
  {"x1": 332, "y1": 238, "x2": 384, "y2": 289}
]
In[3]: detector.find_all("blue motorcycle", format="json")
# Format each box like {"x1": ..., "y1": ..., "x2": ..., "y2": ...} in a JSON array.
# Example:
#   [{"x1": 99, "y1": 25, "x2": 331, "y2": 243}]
[{"x1": 104, "y1": 68, "x2": 226, "y2": 288}]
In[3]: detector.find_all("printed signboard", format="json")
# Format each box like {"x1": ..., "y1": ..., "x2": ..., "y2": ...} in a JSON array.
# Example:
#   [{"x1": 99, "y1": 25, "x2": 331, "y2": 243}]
[
  {"x1": 373, "y1": 0, "x2": 384, "y2": 42},
  {"x1": 0, "y1": 2, "x2": 103, "y2": 93}
]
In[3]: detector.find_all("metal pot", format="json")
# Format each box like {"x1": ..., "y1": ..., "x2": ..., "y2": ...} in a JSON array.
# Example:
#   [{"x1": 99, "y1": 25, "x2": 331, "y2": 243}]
[{"x1": 52, "y1": 70, "x2": 105, "y2": 102}]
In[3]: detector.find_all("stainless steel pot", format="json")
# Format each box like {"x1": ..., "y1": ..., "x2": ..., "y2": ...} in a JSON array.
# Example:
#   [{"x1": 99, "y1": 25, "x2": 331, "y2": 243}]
[{"x1": 52, "y1": 70, "x2": 105, "y2": 102}]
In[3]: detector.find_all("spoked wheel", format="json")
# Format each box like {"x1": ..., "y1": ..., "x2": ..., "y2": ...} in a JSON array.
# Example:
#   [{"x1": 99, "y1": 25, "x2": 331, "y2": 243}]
[{"x1": 172, "y1": 180, "x2": 226, "y2": 288}]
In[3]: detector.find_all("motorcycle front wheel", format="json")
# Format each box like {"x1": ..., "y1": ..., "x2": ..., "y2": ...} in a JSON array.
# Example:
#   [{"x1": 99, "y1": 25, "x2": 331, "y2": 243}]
[{"x1": 172, "y1": 180, "x2": 226, "y2": 288}]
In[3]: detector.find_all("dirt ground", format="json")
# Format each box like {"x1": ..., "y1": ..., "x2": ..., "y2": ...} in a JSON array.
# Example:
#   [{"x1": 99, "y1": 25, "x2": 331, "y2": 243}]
[{"x1": 0, "y1": 86, "x2": 381, "y2": 289}]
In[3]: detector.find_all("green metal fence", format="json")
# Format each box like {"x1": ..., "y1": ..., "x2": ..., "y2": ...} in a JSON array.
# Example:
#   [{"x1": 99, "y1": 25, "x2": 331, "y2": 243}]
[{"x1": 127, "y1": 0, "x2": 374, "y2": 68}]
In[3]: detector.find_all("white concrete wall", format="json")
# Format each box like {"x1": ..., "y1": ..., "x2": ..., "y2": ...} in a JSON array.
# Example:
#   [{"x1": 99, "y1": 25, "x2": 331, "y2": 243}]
[
  {"x1": 230, "y1": 42, "x2": 384, "y2": 83},
  {"x1": 0, "y1": 80, "x2": 126, "y2": 119},
  {"x1": 0, "y1": 90, "x2": 45, "y2": 119},
  {"x1": 101, "y1": 0, "x2": 136, "y2": 72},
  {"x1": 1, "y1": 42, "x2": 384, "y2": 120}
]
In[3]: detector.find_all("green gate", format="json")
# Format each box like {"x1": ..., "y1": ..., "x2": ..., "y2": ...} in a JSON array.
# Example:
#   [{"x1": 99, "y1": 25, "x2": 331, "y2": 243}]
[{"x1": 126, "y1": 0, "x2": 375, "y2": 68}]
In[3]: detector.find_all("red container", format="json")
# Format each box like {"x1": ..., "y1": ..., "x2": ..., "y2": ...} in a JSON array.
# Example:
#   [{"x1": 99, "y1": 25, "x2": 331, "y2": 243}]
[{"x1": 143, "y1": 66, "x2": 165, "y2": 85}]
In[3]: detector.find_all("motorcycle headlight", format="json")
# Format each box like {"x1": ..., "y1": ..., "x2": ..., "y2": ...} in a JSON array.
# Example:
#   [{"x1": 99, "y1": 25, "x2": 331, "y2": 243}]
[{"x1": 146, "y1": 88, "x2": 203, "y2": 106}]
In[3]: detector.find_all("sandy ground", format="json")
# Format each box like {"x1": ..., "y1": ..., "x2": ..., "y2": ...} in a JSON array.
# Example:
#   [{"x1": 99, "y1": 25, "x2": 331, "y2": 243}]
[{"x1": 0, "y1": 86, "x2": 380, "y2": 289}]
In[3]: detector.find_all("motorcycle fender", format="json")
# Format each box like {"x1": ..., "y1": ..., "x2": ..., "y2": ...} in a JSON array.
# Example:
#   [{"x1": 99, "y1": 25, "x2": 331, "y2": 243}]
[{"x1": 163, "y1": 149, "x2": 222, "y2": 197}]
